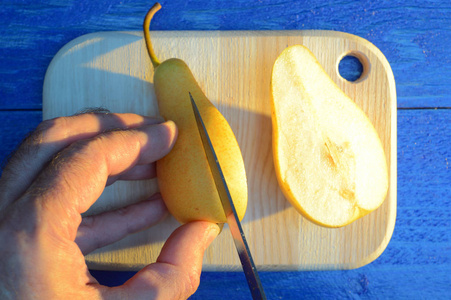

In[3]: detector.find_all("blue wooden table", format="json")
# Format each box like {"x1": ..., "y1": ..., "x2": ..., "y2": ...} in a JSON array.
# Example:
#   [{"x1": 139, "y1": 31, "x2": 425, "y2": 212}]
[{"x1": 1, "y1": 1, "x2": 450, "y2": 299}]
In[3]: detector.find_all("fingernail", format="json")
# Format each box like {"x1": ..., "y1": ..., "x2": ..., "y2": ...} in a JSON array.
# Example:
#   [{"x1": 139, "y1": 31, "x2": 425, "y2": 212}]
[
  {"x1": 216, "y1": 223, "x2": 225, "y2": 234},
  {"x1": 162, "y1": 120, "x2": 178, "y2": 145},
  {"x1": 206, "y1": 223, "x2": 221, "y2": 244}
]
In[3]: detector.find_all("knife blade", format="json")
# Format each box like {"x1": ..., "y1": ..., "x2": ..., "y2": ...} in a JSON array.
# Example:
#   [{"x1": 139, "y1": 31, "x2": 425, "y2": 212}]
[{"x1": 189, "y1": 92, "x2": 266, "y2": 300}]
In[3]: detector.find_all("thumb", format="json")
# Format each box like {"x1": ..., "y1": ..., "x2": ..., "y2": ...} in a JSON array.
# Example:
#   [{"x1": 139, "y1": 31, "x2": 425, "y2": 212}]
[{"x1": 106, "y1": 221, "x2": 220, "y2": 300}]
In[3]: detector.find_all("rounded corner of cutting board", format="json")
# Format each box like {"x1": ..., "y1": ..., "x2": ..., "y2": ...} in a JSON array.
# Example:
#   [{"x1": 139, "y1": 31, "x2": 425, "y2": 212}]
[
  {"x1": 349, "y1": 213, "x2": 397, "y2": 270},
  {"x1": 43, "y1": 32, "x2": 107, "y2": 117}
]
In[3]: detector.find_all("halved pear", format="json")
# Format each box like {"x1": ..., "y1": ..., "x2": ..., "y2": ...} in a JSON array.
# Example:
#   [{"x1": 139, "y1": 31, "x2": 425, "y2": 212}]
[{"x1": 271, "y1": 45, "x2": 388, "y2": 228}]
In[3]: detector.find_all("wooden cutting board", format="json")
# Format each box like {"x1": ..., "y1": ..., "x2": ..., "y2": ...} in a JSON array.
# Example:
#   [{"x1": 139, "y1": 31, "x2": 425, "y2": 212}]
[{"x1": 43, "y1": 30, "x2": 397, "y2": 271}]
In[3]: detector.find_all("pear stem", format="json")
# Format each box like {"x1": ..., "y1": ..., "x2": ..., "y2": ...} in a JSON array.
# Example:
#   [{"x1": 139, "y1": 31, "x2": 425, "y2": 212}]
[{"x1": 143, "y1": 3, "x2": 162, "y2": 69}]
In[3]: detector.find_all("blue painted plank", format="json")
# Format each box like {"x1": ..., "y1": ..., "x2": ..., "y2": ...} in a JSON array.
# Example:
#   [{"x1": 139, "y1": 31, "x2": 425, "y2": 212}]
[
  {"x1": 1, "y1": 1, "x2": 450, "y2": 298},
  {"x1": 90, "y1": 266, "x2": 451, "y2": 299},
  {"x1": 1, "y1": 0, "x2": 450, "y2": 109},
  {"x1": 0, "y1": 111, "x2": 42, "y2": 170}
]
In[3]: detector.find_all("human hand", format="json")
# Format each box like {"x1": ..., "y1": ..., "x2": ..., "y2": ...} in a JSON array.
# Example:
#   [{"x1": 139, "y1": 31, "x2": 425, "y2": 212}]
[{"x1": 0, "y1": 112, "x2": 220, "y2": 299}]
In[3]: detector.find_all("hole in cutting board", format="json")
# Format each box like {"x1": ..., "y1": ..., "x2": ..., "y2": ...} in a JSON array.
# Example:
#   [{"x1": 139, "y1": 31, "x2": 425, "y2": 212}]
[{"x1": 337, "y1": 51, "x2": 370, "y2": 83}]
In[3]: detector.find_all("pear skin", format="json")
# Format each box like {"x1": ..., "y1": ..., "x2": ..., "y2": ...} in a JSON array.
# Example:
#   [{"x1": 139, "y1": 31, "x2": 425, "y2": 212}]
[
  {"x1": 271, "y1": 45, "x2": 388, "y2": 228},
  {"x1": 144, "y1": 4, "x2": 247, "y2": 224}
]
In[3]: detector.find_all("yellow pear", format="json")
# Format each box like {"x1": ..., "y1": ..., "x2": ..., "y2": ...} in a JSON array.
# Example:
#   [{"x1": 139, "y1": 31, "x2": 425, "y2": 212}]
[
  {"x1": 143, "y1": 3, "x2": 247, "y2": 224},
  {"x1": 271, "y1": 45, "x2": 388, "y2": 228}
]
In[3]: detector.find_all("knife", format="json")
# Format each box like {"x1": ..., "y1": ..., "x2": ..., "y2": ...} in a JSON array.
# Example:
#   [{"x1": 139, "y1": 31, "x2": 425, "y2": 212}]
[{"x1": 189, "y1": 92, "x2": 266, "y2": 300}]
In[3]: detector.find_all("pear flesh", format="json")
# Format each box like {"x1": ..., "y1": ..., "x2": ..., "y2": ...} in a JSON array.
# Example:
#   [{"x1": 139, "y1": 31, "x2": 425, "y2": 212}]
[{"x1": 271, "y1": 45, "x2": 388, "y2": 227}]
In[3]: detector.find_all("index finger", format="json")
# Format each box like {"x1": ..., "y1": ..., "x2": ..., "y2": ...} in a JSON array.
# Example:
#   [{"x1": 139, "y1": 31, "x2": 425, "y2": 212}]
[
  {"x1": 0, "y1": 112, "x2": 164, "y2": 208},
  {"x1": 16, "y1": 121, "x2": 177, "y2": 239}
]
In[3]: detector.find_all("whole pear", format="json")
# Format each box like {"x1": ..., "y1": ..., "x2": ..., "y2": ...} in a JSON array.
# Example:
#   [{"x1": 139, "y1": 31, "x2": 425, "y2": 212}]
[
  {"x1": 143, "y1": 3, "x2": 247, "y2": 224},
  {"x1": 271, "y1": 45, "x2": 388, "y2": 228}
]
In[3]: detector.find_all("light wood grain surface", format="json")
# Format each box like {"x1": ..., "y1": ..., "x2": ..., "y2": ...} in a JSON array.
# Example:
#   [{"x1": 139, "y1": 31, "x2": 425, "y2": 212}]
[{"x1": 43, "y1": 30, "x2": 396, "y2": 271}]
